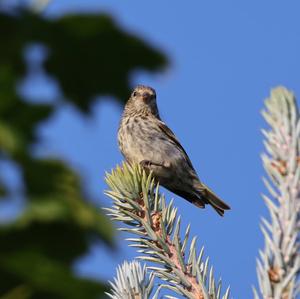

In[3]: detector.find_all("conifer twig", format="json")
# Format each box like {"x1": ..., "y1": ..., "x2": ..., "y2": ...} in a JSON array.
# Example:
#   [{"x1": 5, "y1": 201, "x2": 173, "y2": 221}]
[
  {"x1": 107, "y1": 261, "x2": 154, "y2": 299},
  {"x1": 105, "y1": 163, "x2": 230, "y2": 299},
  {"x1": 255, "y1": 87, "x2": 300, "y2": 298}
]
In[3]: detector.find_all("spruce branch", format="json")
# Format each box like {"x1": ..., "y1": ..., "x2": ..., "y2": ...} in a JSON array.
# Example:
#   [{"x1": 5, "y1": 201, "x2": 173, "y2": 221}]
[
  {"x1": 107, "y1": 261, "x2": 154, "y2": 299},
  {"x1": 105, "y1": 163, "x2": 230, "y2": 299},
  {"x1": 255, "y1": 87, "x2": 300, "y2": 298}
]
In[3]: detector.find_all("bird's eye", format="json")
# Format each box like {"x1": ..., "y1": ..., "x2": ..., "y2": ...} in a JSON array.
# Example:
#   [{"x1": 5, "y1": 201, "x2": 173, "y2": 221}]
[{"x1": 133, "y1": 91, "x2": 137, "y2": 97}]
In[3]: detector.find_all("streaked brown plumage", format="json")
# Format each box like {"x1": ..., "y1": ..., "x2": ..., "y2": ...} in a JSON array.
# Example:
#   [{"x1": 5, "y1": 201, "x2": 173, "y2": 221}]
[{"x1": 118, "y1": 85, "x2": 230, "y2": 216}]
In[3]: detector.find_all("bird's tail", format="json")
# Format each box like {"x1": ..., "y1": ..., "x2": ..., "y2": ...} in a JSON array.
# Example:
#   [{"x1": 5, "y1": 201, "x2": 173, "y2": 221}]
[{"x1": 200, "y1": 183, "x2": 230, "y2": 216}]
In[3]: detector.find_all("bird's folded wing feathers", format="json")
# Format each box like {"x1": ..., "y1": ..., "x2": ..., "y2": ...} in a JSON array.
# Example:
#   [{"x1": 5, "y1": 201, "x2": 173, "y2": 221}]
[{"x1": 157, "y1": 121, "x2": 195, "y2": 171}]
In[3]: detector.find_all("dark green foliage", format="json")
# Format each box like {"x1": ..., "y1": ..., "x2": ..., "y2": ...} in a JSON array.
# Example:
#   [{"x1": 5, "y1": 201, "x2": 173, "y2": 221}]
[
  {"x1": 0, "y1": 5, "x2": 167, "y2": 299},
  {"x1": 0, "y1": 10, "x2": 166, "y2": 113}
]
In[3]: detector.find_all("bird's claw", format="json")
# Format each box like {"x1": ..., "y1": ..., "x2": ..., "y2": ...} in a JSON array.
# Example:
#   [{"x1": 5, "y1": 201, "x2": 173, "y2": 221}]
[
  {"x1": 140, "y1": 160, "x2": 164, "y2": 169},
  {"x1": 140, "y1": 160, "x2": 154, "y2": 168}
]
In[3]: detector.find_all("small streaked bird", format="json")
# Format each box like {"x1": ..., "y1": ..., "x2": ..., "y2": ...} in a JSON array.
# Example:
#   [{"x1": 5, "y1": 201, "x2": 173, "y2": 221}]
[{"x1": 118, "y1": 85, "x2": 230, "y2": 216}]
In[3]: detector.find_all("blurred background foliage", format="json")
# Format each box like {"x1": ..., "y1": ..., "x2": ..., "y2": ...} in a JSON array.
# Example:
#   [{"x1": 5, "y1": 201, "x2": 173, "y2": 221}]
[{"x1": 0, "y1": 1, "x2": 167, "y2": 298}]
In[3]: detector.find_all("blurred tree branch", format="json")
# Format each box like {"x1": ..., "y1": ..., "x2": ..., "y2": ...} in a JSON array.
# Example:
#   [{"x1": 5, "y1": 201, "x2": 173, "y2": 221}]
[
  {"x1": 0, "y1": 2, "x2": 167, "y2": 298},
  {"x1": 30, "y1": 0, "x2": 52, "y2": 12}
]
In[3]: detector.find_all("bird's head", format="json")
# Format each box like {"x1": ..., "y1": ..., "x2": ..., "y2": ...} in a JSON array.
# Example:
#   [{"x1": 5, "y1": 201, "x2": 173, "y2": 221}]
[{"x1": 126, "y1": 85, "x2": 159, "y2": 117}]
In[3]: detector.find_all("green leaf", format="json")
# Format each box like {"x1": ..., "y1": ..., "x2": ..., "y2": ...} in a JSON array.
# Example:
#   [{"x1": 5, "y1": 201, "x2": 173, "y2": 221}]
[
  {"x1": 0, "y1": 5, "x2": 168, "y2": 298},
  {"x1": 0, "y1": 251, "x2": 107, "y2": 299},
  {"x1": 0, "y1": 285, "x2": 32, "y2": 299},
  {"x1": 0, "y1": 11, "x2": 167, "y2": 113}
]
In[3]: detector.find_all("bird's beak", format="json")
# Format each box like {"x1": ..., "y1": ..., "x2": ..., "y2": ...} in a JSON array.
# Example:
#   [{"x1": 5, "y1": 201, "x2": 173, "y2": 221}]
[{"x1": 142, "y1": 92, "x2": 152, "y2": 102}]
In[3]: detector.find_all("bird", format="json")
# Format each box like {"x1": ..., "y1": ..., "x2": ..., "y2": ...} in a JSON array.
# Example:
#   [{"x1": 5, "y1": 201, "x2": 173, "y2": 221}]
[{"x1": 118, "y1": 85, "x2": 230, "y2": 216}]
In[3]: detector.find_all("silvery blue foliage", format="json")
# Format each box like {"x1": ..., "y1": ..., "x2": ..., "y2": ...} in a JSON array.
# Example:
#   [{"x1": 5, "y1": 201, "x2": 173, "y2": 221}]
[
  {"x1": 255, "y1": 87, "x2": 300, "y2": 299},
  {"x1": 105, "y1": 164, "x2": 230, "y2": 299},
  {"x1": 107, "y1": 261, "x2": 154, "y2": 299}
]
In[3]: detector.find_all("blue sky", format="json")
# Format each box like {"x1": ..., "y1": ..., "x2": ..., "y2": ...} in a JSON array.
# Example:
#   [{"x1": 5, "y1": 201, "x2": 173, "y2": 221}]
[{"x1": 4, "y1": 1, "x2": 300, "y2": 298}]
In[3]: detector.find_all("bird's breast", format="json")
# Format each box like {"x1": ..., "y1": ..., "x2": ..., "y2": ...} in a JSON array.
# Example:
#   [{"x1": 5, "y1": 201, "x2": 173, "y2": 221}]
[{"x1": 118, "y1": 116, "x2": 174, "y2": 165}]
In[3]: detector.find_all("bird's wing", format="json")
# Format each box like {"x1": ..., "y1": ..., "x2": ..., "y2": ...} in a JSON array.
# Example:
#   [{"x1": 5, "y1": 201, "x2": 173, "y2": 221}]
[{"x1": 157, "y1": 121, "x2": 195, "y2": 171}]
